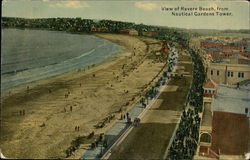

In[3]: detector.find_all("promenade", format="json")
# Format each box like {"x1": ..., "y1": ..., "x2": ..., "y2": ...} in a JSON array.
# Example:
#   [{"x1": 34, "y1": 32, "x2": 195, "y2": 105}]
[
  {"x1": 81, "y1": 47, "x2": 193, "y2": 159},
  {"x1": 108, "y1": 50, "x2": 192, "y2": 159}
]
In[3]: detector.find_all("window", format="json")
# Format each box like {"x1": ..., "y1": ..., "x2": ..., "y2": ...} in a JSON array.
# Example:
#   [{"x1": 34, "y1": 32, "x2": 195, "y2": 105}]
[
  {"x1": 231, "y1": 72, "x2": 233, "y2": 77},
  {"x1": 228, "y1": 71, "x2": 233, "y2": 77},
  {"x1": 211, "y1": 70, "x2": 213, "y2": 75},
  {"x1": 217, "y1": 70, "x2": 220, "y2": 76},
  {"x1": 238, "y1": 72, "x2": 244, "y2": 78},
  {"x1": 200, "y1": 133, "x2": 211, "y2": 143},
  {"x1": 227, "y1": 71, "x2": 230, "y2": 77}
]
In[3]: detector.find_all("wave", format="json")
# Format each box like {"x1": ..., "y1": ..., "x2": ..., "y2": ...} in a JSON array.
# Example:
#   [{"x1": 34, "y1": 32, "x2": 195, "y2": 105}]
[{"x1": 1, "y1": 68, "x2": 29, "y2": 75}]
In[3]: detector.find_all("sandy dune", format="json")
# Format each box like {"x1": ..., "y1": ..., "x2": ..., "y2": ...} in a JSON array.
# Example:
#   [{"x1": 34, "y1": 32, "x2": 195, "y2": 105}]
[{"x1": 1, "y1": 34, "x2": 166, "y2": 158}]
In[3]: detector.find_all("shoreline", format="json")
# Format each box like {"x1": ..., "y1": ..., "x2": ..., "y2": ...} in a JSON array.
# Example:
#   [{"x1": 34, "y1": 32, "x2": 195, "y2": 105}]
[
  {"x1": 1, "y1": 29, "x2": 125, "y2": 94},
  {"x1": 1, "y1": 46, "x2": 125, "y2": 96},
  {"x1": 1, "y1": 33, "x2": 164, "y2": 158}
]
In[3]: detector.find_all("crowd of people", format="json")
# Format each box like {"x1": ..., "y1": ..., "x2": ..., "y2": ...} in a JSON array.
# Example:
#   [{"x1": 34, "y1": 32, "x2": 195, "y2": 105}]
[
  {"x1": 188, "y1": 48, "x2": 206, "y2": 113},
  {"x1": 139, "y1": 46, "x2": 178, "y2": 108},
  {"x1": 167, "y1": 47, "x2": 205, "y2": 160},
  {"x1": 167, "y1": 108, "x2": 201, "y2": 160}
]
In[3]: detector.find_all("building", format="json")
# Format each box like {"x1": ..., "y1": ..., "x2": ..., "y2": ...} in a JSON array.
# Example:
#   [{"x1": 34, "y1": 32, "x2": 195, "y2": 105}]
[
  {"x1": 200, "y1": 39, "x2": 249, "y2": 60},
  {"x1": 207, "y1": 62, "x2": 250, "y2": 85},
  {"x1": 195, "y1": 85, "x2": 250, "y2": 160},
  {"x1": 197, "y1": 79, "x2": 217, "y2": 159},
  {"x1": 228, "y1": 54, "x2": 250, "y2": 65},
  {"x1": 119, "y1": 29, "x2": 138, "y2": 36},
  {"x1": 205, "y1": 50, "x2": 249, "y2": 59},
  {"x1": 200, "y1": 41, "x2": 244, "y2": 52},
  {"x1": 203, "y1": 78, "x2": 218, "y2": 97}
]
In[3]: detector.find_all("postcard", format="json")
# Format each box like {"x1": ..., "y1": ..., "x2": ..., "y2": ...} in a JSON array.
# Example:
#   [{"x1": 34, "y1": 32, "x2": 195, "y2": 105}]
[{"x1": 1, "y1": 0, "x2": 249, "y2": 159}]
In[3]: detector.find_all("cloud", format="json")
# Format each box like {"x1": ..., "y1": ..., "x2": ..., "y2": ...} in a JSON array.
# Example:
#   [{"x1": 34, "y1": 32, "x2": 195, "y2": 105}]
[
  {"x1": 49, "y1": 0, "x2": 89, "y2": 9},
  {"x1": 135, "y1": 2, "x2": 157, "y2": 11}
]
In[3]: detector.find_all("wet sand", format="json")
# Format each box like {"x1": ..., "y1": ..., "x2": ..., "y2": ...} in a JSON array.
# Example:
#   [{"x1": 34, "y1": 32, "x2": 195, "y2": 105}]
[{"x1": 0, "y1": 34, "x2": 166, "y2": 158}]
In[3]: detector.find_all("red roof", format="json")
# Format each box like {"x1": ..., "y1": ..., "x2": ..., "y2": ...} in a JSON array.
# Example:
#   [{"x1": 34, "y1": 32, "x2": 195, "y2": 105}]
[
  {"x1": 211, "y1": 111, "x2": 249, "y2": 155},
  {"x1": 119, "y1": 29, "x2": 130, "y2": 34},
  {"x1": 204, "y1": 78, "x2": 218, "y2": 89}
]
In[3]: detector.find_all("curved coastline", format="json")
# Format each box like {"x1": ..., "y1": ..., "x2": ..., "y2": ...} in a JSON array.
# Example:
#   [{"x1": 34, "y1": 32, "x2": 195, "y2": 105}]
[{"x1": 0, "y1": 33, "x2": 165, "y2": 159}]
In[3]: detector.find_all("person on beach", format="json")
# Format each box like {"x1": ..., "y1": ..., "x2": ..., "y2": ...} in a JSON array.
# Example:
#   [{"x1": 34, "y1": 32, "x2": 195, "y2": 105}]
[
  {"x1": 95, "y1": 139, "x2": 98, "y2": 147},
  {"x1": 91, "y1": 142, "x2": 96, "y2": 149},
  {"x1": 65, "y1": 93, "x2": 68, "y2": 98}
]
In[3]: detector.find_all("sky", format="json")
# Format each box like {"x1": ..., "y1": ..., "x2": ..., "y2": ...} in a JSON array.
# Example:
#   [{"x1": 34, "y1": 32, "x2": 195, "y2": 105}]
[{"x1": 2, "y1": 0, "x2": 249, "y2": 30}]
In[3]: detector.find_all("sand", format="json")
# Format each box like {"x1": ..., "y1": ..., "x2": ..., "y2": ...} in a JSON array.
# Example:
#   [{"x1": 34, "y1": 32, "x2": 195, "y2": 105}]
[{"x1": 0, "y1": 34, "x2": 166, "y2": 158}]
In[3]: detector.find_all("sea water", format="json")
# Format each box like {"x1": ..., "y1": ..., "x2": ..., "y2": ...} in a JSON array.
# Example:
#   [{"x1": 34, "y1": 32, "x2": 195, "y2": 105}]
[{"x1": 1, "y1": 28, "x2": 122, "y2": 90}]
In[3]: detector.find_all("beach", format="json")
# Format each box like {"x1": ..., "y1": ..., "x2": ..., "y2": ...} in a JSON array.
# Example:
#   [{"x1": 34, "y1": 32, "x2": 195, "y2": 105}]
[{"x1": 1, "y1": 33, "x2": 166, "y2": 158}]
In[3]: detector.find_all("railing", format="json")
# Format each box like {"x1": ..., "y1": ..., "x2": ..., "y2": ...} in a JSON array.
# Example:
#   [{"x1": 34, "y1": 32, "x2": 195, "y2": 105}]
[{"x1": 208, "y1": 148, "x2": 220, "y2": 159}]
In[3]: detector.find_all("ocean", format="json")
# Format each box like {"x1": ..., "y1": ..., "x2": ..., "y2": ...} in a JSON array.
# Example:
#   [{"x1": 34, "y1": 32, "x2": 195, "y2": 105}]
[{"x1": 1, "y1": 28, "x2": 122, "y2": 91}]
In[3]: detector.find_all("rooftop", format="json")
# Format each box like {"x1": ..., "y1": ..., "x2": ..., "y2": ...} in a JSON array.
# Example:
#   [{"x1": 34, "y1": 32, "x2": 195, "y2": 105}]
[
  {"x1": 211, "y1": 85, "x2": 250, "y2": 117},
  {"x1": 211, "y1": 111, "x2": 249, "y2": 155},
  {"x1": 204, "y1": 48, "x2": 222, "y2": 52},
  {"x1": 204, "y1": 78, "x2": 218, "y2": 89},
  {"x1": 211, "y1": 59, "x2": 229, "y2": 64},
  {"x1": 229, "y1": 54, "x2": 249, "y2": 60}
]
